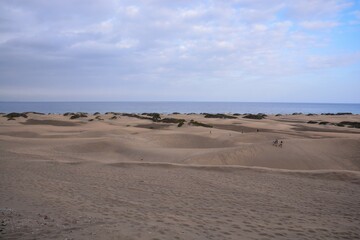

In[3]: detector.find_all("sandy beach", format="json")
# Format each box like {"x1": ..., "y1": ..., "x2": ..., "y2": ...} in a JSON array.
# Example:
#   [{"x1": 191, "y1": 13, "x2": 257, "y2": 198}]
[{"x1": 1, "y1": 112, "x2": 360, "y2": 239}]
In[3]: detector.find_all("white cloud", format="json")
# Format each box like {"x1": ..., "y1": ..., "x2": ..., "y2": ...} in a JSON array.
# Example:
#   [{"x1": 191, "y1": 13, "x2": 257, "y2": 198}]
[
  {"x1": 299, "y1": 20, "x2": 340, "y2": 29},
  {"x1": 0, "y1": 0, "x2": 359, "y2": 102}
]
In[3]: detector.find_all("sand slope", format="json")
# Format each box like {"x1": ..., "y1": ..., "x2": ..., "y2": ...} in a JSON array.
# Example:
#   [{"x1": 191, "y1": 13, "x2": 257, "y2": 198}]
[{"x1": 1, "y1": 113, "x2": 360, "y2": 239}]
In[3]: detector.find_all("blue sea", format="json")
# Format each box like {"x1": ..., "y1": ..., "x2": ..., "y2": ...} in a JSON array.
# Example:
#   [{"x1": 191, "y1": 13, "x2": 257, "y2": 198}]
[{"x1": 0, "y1": 102, "x2": 359, "y2": 114}]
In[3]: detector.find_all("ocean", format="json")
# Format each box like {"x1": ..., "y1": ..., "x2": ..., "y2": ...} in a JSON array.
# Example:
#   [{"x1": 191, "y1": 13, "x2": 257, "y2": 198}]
[{"x1": 0, "y1": 102, "x2": 359, "y2": 114}]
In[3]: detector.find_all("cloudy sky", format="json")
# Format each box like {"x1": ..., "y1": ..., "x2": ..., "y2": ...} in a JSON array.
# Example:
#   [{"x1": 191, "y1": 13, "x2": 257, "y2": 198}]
[{"x1": 0, "y1": 0, "x2": 359, "y2": 102}]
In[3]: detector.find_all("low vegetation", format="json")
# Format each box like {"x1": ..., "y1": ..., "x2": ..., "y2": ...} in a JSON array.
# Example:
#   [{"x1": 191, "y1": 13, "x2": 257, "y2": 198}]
[
  {"x1": 319, "y1": 121, "x2": 330, "y2": 125},
  {"x1": 321, "y1": 112, "x2": 353, "y2": 115},
  {"x1": 307, "y1": 121, "x2": 318, "y2": 124},
  {"x1": 339, "y1": 121, "x2": 360, "y2": 128},
  {"x1": 160, "y1": 118, "x2": 185, "y2": 124},
  {"x1": 105, "y1": 112, "x2": 121, "y2": 115},
  {"x1": 68, "y1": 113, "x2": 88, "y2": 119},
  {"x1": 243, "y1": 113, "x2": 267, "y2": 120},
  {"x1": 23, "y1": 112, "x2": 45, "y2": 115},
  {"x1": 203, "y1": 113, "x2": 237, "y2": 119},
  {"x1": 189, "y1": 119, "x2": 213, "y2": 128},
  {"x1": 141, "y1": 113, "x2": 161, "y2": 121},
  {"x1": 122, "y1": 113, "x2": 153, "y2": 121},
  {"x1": 3, "y1": 112, "x2": 28, "y2": 120}
]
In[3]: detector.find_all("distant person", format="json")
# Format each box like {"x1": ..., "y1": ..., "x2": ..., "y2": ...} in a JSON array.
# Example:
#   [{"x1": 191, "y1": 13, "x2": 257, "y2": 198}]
[
  {"x1": 279, "y1": 141, "x2": 283, "y2": 148},
  {"x1": 256, "y1": 129, "x2": 259, "y2": 132},
  {"x1": 273, "y1": 139, "x2": 278, "y2": 146}
]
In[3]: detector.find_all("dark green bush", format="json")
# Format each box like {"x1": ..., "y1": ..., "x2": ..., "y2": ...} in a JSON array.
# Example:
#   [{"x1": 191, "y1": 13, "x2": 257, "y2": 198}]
[
  {"x1": 70, "y1": 113, "x2": 88, "y2": 119},
  {"x1": 189, "y1": 119, "x2": 213, "y2": 128},
  {"x1": 4, "y1": 112, "x2": 28, "y2": 118},
  {"x1": 160, "y1": 118, "x2": 185, "y2": 124},
  {"x1": 204, "y1": 113, "x2": 237, "y2": 119},
  {"x1": 24, "y1": 112, "x2": 45, "y2": 115},
  {"x1": 307, "y1": 121, "x2": 318, "y2": 124},
  {"x1": 339, "y1": 121, "x2": 360, "y2": 128},
  {"x1": 243, "y1": 113, "x2": 267, "y2": 120}
]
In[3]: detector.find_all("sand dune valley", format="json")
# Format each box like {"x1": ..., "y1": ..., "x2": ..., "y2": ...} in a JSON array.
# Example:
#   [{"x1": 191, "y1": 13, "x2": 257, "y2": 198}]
[{"x1": 1, "y1": 112, "x2": 360, "y2": 240}]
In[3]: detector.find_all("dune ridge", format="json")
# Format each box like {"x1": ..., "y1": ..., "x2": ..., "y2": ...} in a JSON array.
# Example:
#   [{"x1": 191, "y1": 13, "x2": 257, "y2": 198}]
[{"x1": 1, "y1": 113, "x2": 360, "y2": 239}]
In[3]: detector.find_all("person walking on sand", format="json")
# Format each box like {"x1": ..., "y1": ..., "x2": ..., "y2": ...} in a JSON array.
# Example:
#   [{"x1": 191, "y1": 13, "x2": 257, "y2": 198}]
[
  {"x1": 273, "y1": 139, "x2": 278, "y2": 146},
  {"x1": 279, "y1": 141, "x2": 283, "y2": 148}
]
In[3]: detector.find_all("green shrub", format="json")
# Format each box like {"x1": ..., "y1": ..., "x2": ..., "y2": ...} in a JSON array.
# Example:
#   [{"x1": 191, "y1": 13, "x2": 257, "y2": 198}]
[
  {"x1": 307, "y1": 121, "x2": 318, "y2": 124},
  {"x1": 160, "y1": 118, "x2": 185, "y2": 124},
  {"x1": 70, "y1": 113, "x2": 88, "y2": 119},
  {"x1": 189, "y1": 119, "x2": 213, "y2": 128},
  {"x1": 339, "y1": 121, "x2": 360, "y2": 128},
  {"x1": 4, "y1": 112, "x2": 28, "y2": 118},
  {"x1": 243, "y1": 113, "x2": 267, "y2": 120},
  {"x1": 204, "y1": 113, "x2": 237, "y2": 119}
]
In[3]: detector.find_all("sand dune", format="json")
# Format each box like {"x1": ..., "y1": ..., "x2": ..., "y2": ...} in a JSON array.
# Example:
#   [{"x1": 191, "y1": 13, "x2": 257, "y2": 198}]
[{"x1": 1, "y1": 113, "x2": 360, "y2": 239}]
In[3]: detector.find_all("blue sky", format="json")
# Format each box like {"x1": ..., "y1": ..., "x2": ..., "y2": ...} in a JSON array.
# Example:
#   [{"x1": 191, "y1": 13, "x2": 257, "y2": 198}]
[{"x1": 0, "y1": 0, "x2": 359, "y2": 103}]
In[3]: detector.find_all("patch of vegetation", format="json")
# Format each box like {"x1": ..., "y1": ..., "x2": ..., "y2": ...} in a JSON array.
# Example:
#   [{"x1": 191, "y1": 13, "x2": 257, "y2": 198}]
[
  {"x1": 160, "y1": 118, "x2": 185, "y2": 124},
  {"x1": 93, "y1": 112, "x2": 100, "y2": 115},
  {"x1": 95, "y1": 116, "x2": 104, "y2": 120},
  {"x1": 339, "y1": 121, "x2": 360, "y2": 128},
  {"x1": 322, "y1": 112, "x2": 353, "y2": 116},
  {"x1": 172, "y1": 112, "x2": 180, "y2": 115},
  {"x1": 233, "y1": 113, "x2": 241, "y2": 116},
  {"x1": 24, "y1": 112, "x2": 45, "y2": 115},
  {"x1": 177, "y1": 122, "x2": 184, "y2": 127},
  {"x1": 4, "y1": 112, "x2": 28, "y2": 119},
  {"x1": 335, "y1": 123, "x2": 345, "y2": 127},
  {"x1": 69, "y1": 113, "x2": 88, "y2": 119},
  {"x1": 189, "y1": 119, "x2": 213, "y2": 128},
  {"x1": 292, "y1": 112, "x2": 302, "y2": 115},
  {"x1": 319, "y1": 121, "x2": 330, "y2": 125},
  {"x1": 105, "y1": 112, "x2": 121, "y2": 115},
  {"x1": 204, "y1": 113, "x2": 237, "y2": 119},
  {"x1": 88, "y1": 119, "x2": 94, "y2": 122},
  {"x1": 110, "y1": 116, "x2": 118, "y2": 120},
  {"x1": 7, "y1": 117, "x2": 16, "y2": 121},
  {"x1": 306, "y1": 113, "x2": 316, "y2": 116},
  {"x1": 307, "y1": 120, "x2": 318, "y2": 124},
  {"x1": 141, "y1": 113, "x2": 161, "y2": 121},
  {"x1": 122, "y1": 113, "x2": 153, "y2": 120},
  {"x1": 243, "y1": 113, "x2": 267, "y2": 120},
  {"x1": 275, "y1": 114, "x2": 282, "y2": 116}
]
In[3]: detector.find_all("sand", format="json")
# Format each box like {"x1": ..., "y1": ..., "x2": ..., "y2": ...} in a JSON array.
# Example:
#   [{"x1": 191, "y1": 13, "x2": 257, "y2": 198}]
[{"x1": 1, "y1": 113, "x2": 360, "y2": 239}]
